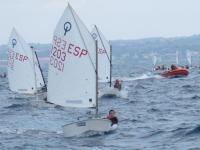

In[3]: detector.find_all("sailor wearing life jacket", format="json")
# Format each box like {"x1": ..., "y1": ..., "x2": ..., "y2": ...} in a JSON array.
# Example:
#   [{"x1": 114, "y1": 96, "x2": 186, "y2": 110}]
[
  {"x1": 106, "y1": 110, "x2": 118, "y2": 126},
  {"x1": 114, "y1": 79, "x2": 121, "y2": 91}
]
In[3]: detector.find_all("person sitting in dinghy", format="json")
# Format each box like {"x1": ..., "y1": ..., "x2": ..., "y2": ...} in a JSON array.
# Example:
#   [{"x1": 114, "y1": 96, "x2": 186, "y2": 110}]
[
  {"x1": 171, "y1": 64, "x2": 178, "y2": 70},
  {"x1": 114, "y1": 79, "x2": 121, "y2": 91},
  {"x1": 106, "y1": 110, "x2": 118, "y2": 126},
  {"x1": 185, "y1": 65, "x2": 189, "y2": 69},
  {"x1": 0, "y1": 72, "x2": 6, "y2": 78}
]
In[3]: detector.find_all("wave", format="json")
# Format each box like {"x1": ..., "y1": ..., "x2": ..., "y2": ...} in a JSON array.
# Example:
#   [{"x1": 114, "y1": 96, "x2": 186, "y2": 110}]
[
  {"x1": 141, "y1": 130, "x2": 165, "y2": 138},
  {"x1": 169, "y1": 127, "x2": 189, "y2": 138},
  {"x1": 113, "y1": 73, "x2": 162, "y2": 82},
  {"x1": 0, "y1": 128, "x2": 60, "y2": 136},
  {"x1": 182, "y1": 84, "x2": 200, "y2": 89},
  {"x1": 147, "y1": 108, "x2": 160, "y2": 113},
  {"x1": 4, "y1": 104, "x2": 25, "y2": 109},
  {"x1": 171, "y1": 127, "x2": 189, "y2": 134},
  {"x1": 54, "y1": 105, "x2": 66, "y2": 111},
  {"x1": 135, "y1": 84, "x2": 146, "y2": 89},
  {"x1": 186, "y1": 125, "x2": 200, "y2": 136},
  {"x1": 182, "y1": 85, "x2": 192, "y2": 88},
  {"x1": 191, "y1": 95, "x2": 200, "y2": 100},
  {"x1": 8, "y1": 96, "x2": 27, "y2": 101}
]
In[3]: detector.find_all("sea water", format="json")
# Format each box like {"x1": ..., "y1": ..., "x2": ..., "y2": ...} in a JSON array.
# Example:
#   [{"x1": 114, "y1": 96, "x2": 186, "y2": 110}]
[{"x1": 1, "y1": 51, "x2": 200, "y2": 149}]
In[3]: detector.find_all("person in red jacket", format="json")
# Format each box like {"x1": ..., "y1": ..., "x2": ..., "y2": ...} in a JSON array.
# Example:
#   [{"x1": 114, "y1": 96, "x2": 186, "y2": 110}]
[
  {"x1": 171, "y1": 64, "x2": 178, "y2": 70},
  {"x1": 106, "y1": 110, "x2": 118, "y2": 126},
  {"x1": 114, "y1": 79, "x2": 121, "y2": 91}
]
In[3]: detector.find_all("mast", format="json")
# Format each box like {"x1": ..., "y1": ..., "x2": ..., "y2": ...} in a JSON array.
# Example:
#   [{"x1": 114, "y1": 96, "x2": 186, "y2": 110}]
[
  {"x1": 95, "y1": 40, "x2": 99, "y2": 117},
  {"x1": 94, "y1": 25, "x2": 112, "y2": 84},
  {"x1": 31, "y1": 46, "x2": 38, "y2": 100},
  {"x1": 109, "y1": 43, "x2": 112, "y2": 87},
  {"x1": 34, "y1": 51, "x2": 45, "y2": 86}
]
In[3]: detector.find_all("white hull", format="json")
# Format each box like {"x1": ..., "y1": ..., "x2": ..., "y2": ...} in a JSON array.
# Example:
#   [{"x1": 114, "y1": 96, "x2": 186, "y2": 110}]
[
  {"x1": 99, "y1": 86, "x2": 128, "y2": 99},
  {"x1": 37, "y1": 90, "x2": 47, "y2": 101},
  {"x1": 99, "y1": 87, "x2": 122, "y2": 98},
  {"x1": 63, "y1": 118, "x2": 117, "y2": 137}
]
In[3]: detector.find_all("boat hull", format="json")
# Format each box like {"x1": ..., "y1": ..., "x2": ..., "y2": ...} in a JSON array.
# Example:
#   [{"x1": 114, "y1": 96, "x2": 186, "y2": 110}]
[
  {"x1": 63, "y1": 118, "x2": 117, "y2": 137},
  {"x1": 160, "y1": 68, "x2": 189, "y2": 78},
  {"x1": 99, "y1": 87, "x2": 121, "y2": 98}
]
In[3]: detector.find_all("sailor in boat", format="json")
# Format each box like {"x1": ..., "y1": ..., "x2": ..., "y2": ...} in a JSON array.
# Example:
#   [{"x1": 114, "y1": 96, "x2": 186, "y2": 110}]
[
  {"x1": 181, "y1": 65, "x2": 189, "y2": 69},
  {"x1": 185, "y1": 65, "x2": 189, "y2": 69},
  {"x1": 114, "y1": 79, "x2": 121, "y2": 91},
  {"x1": 155, "y1": 65, "x2": 160, "y2": 70},
  {"x1": 171, "y1": 64, "x2": 178, "y2": 70},
  {"x1": 0, "y1": 72, "x2": 6, "y2": 78},
  {"x1": 155, "y1": 65, "x2": 166, "y2": 71},
  {"x1": 106, "y1": 110, "x2": 118, "y2": 129},
  {"x1": 161, "y1": 65, "x2": 167, "y2": 70}
]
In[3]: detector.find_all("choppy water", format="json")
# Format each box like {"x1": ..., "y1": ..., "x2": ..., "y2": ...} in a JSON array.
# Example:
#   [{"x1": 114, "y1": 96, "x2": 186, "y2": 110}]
[{"x1": 1, "y1": 59, "x2": 200, "y2": 150}]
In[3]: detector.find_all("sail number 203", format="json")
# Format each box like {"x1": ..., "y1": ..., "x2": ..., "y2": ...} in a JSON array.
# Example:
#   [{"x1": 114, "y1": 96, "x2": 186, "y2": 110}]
[
  {"x1": 50, "y1": 46, "x2": 65, "y2": 72},
  {"x1": 50, "y1": 35, "x2": 89, "y2": 72}
]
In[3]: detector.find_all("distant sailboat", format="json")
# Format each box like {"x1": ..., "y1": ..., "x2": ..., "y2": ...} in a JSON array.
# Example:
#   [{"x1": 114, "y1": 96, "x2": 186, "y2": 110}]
[
  {"x1": 150, "y1": 53, "x2": 158, "y2": 71},
  {"x1": 176, "y1": 50, "x2": 179, "y2": 65},
  {"x1": 47, "y1": 4, "x2": 117, "y2": 137},
  {"x1": 152, "y1": 54, "x2": 157, "y2": 69},
  {"x1": 91, "y1": 25, "x2": 124, "y2": 98},
  {"x1": 7, "y1": 28, "x2": 46, "y2": 94},
  {"x1": 186, "y1": 51, "x2": 192, "y2": 66},
  {"x1": 91, "y1": 25, "x2": 111, "y2": 84}
]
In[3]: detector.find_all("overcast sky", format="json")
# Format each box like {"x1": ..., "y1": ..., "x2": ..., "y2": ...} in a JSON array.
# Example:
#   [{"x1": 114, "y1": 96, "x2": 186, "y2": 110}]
[{"x1": 1, "y1": 0, "x2": 200, "y2": 44}]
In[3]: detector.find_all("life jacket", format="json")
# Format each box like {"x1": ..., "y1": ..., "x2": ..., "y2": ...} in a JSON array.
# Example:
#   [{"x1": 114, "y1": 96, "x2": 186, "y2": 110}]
[
  {"x1": 114, "y1": 80, "x2": 120, "y2": 88},
  {"x1": 106, "y1": 114, "x2": 113, "y2": 120},
  {"x1": 107, "y1": 115, "x2": 118, "y2": 125}
]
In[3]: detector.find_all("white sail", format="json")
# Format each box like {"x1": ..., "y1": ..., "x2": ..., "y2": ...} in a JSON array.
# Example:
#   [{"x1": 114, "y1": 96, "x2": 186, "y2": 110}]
[
  {"x1": 31, "y1": 47, "x2": 46, "y2": 89},
  {"x1": 47, "y1": 4, "x2": 96, "y2": 108},
  {"x1": 152, "y1": 55, "x2": 157, "y2": 66},
  {"x1": 176, "y1": 50, "x2": 179, "y2": 65},
  {"x1": 91, "y1": 25, "x2": 111, "y2": 83},
  {"x1": 7, "y1": 28, "x2": 45, "y2": 94},
  {"x1": 186, "y1": 51, "x2": 192, "y2": 66}
]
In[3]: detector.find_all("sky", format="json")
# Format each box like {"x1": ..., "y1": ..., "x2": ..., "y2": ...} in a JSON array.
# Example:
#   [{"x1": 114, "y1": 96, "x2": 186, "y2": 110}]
[{"x1": 1, "y1": 0, "x2": 200, "y2": 44}]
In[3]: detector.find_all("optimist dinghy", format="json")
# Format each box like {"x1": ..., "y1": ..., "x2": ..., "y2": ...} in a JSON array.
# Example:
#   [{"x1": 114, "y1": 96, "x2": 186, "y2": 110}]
[
  {"x1": 91, "y1": 25, "x2": 123, "y2": 98},
  {"x1": 47, "y1": 4, "x2": 117, "y2": 137},
  {"x1": 7, "y1": 28, "x2": 46, "y2": 96}
]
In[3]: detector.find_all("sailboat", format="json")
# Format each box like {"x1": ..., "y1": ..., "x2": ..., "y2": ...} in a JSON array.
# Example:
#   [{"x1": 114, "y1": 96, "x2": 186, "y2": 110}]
[
  {"x1": 91, "y1": 25, "x2": 111, "y2": 83},
  {"x1": 47, "y1": 4, "x2": 117, "y2": 137},
  {"x1": 153, "y1": 55, "x2": 157, "y2": 67},
  {"x1": 152, "y1": 54, "x2": 157, "y2": 70},
  {"x1": 186, "y1": 50, "x2": 192, "y2": 67},
  {"x1": 176, "y1": 50, "x2": 179, "y2": 65},
  {"x1": 7, "y1": 28, "x2": 46, "y2": 95},
  {"x1": 91, "y1": 25, "x2": 122, "y2": 98}
]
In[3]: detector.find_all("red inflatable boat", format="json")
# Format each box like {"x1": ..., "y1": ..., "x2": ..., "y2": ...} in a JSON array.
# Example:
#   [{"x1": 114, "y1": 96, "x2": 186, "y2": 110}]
[{"x1": 160, "y1": 68, "x2": 189, "y2": 78}]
